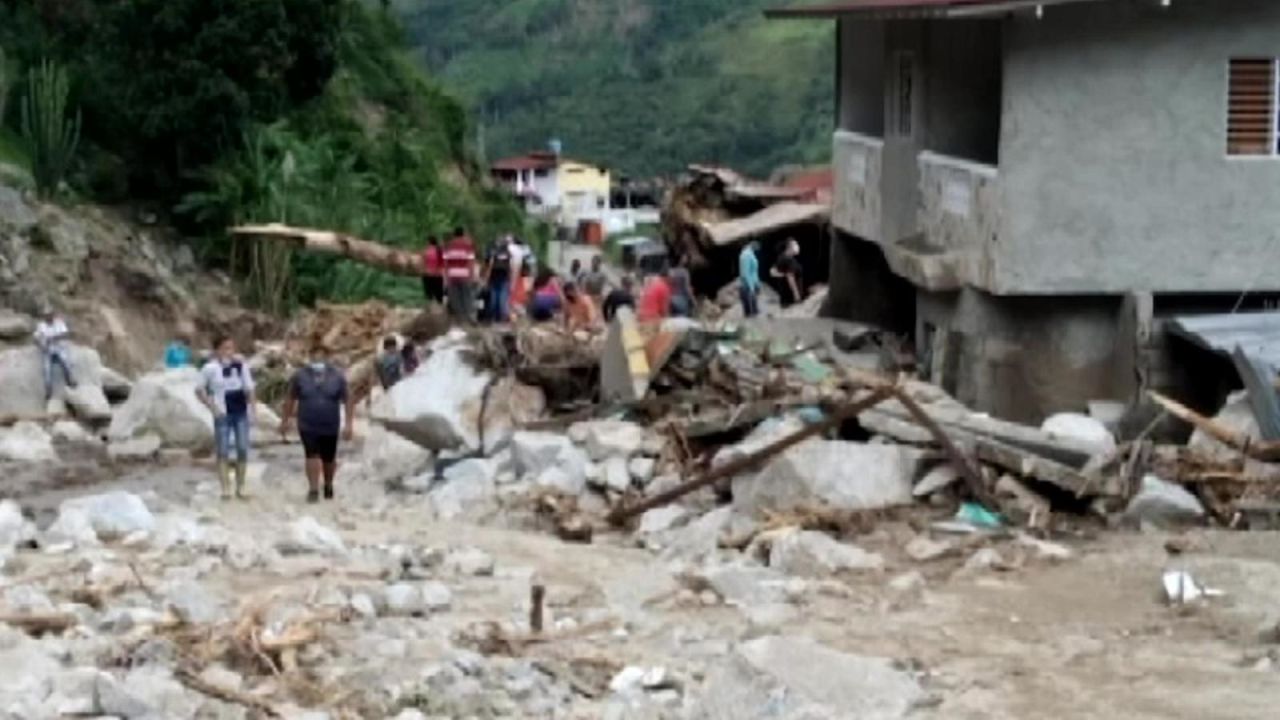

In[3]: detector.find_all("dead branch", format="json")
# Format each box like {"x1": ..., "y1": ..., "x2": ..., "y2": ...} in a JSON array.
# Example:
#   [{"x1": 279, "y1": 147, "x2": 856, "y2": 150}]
[
  {"x1": 0, "y1": 611, "x2": 77, "y2": 635},
  {"x1": 1149, "y1": 390, "x2": 1280, "y2": 462},
  {"x1": 175, "y1": 666, "x2": 281, "y2": 717}
]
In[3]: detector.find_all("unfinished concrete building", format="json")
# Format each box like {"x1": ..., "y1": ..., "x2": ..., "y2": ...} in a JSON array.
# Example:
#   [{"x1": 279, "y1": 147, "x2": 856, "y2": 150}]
[{"x1": 769, "y1": 0, "x2": 1280, "y2": 424}]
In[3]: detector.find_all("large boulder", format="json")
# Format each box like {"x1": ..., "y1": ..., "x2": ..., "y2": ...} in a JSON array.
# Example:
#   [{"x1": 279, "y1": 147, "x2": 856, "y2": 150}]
[
  {"x1": 732, "y1": 440, "x2": 922, "y2": 519},
  {"x1": 377, "y1": 334, "x2": 545, "y2": 454},
  {"x1": 428, "y1": 458, "x2": 498, "y2": 520},
  {"x1": 0, "y1": 345, "x2": 109, "y2": 420},
  {"x1": 0, "y1": 421, "x2": 57, "y2": 463},
  {"x1": 0, "y1": 310, "x2": 33, "y2": 341},
  {"x1": 56, "y1": 491, "x2": 155, "y2": 542},
  {"x1": 364, "y1": 424, "x2": 433, "y2": 488},
  {"x1": 693, "y1": 635, "x2": 925, "y2": 720},
  {"x1": 107, "y1": 368, "x2": 214, "y2": 451}
]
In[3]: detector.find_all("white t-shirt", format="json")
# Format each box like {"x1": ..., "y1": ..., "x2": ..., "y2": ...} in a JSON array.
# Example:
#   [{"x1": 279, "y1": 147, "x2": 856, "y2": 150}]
[
  {"x1": 34, "y1": 319, "x2": 69, "y2": 354},
  {"x1": 508, "y1": 242, "x2": 527, "y2": 277},
  {"x1": 200, "y1": 358, "x2": 255, "y2": 416}
]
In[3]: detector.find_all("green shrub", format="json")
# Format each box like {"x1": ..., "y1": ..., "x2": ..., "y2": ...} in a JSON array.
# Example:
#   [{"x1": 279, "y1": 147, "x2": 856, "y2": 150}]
[{"x1": 20, "y1": 59, "x2": 80, "y2": 197}]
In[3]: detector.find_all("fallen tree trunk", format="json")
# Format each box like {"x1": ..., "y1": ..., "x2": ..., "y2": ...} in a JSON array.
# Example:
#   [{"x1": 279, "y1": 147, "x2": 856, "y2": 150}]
[
  {"x1": 1149, "y1": 390, "x2": 1280, "y2": 462},
  {"x1": 230, "y1": 223, "x2": 423, "y2": 277}
]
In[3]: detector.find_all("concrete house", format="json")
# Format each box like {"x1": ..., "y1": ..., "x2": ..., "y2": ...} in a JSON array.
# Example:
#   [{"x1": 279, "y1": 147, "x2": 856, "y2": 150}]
[
  {"x1": 490, "y1": 151, "x2": 612, "y2": 229},
  {"x1": 769, "y1": 0, "x2": 1280, "y2": 422}
]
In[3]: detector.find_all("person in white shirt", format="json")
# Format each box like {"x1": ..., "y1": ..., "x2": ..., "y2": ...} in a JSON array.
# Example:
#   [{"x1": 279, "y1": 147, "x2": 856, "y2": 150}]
[
  {"x1": 33, "y1": 310, "x2": 76, "y2": 401},
  {"x1": 195, "y1": 336, "x2": 256, "y2": 500}
]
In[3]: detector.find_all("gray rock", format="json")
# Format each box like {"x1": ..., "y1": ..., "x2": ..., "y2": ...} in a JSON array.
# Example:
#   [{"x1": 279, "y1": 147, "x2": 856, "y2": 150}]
[
  {"x1": 659, "y1": 506, "x2": 733, "y2": 562},
  {"x1": 0, "y1": 626, "x2": 62, "y2": 716},
  {"x1": 63, "y1": 383, "x2": 113, "y2": 422},
  {"x1": 0, "y1": 499, "x2": 35, "y2": 552},
  {"x1": 445, "y1": 546, "x2": 495, "y2": 577},
  {"x1": 0, "y1": 344, "x2": 107, "y2": 420},
  {"x1": 57, "y1": 491, "x2": 155, "y2": 542},
  {"x1": 887, "y1": 571, "x2": 926, "y2": 593},
  {"x1": 50, "y1": 419, "x2": 96, "y2": 444},
  {"x1": 0, "y1": 309, "x2": 33, "y2": 340},
  {"x1": 0, "y1": 420, "x2": 57, "y2": 463},
  {"x1": 638, "y1": 506, "x2": 689, "y2": 535},
  {"x1": 429, "y1": 459, "x2": 497, "y2": 520},
  {"x1": 1124, "y1": 474, "x2": 1205, "y2": 527},
  {"x1": 694, "y1": 635, "x2": 924, "y2": 720},
  {"x1": 733, "y1": 440, "x2": 921, "y2": 519},
  {"x1": 512, "y1": 431, "x2": 585, "y2": 477},
  {"x1": 533, "y1": 464, "x2": 587, "y2": 495},
  {"x1": 701, "y1": 564, "x2": 792, "y2": 608},
  {"x1": 43, "y1": 505, "x2": 100, "y2": 547},
  {"x1": 98, "y1": 666, "x2": 199, "y2": 719},
  {"x1": 351, "y1": 593, "x2": 378, "y2": 619},
  {"x1": 4, "y1": 584, "x2": 55, "y2": 613},
  {"x1": 602, "y1": 456, "x2": 633, "y2": 493},
  {"x1": 108, "y1": 433, "x2": 163, "y2": 462},
  {"x1": 629, "y1": 457, "x2": 657, "y2": 485},
  {"x1": 420, "y1": 581, "x2": 453, "y2": 611},
  {"x1": 1040, "y1": 412, "x2": 1116, "y2": 456},
  {"x1": 107, "y1": 368, "x2": 214, "y2": 452},
  {"x1": 364, "y1": 423, "x2": 433, "y2": 489},
  {"x1": 571, "y1": 420, "x2": 646, "y2": 461},
  {"x1": 382, "y1": 583, "x2": 427, "y2": 616},
  {"x1": 961, "y1": 547, "x2": 1006, "y2": 574},
  {"x1": 378, "y1": 338, "x2": 544, "y2": 453},
  {"x1": 277, "y1": 516, "x2": 347, "y2": 556},
  {"x1": 767, "y1": 530, "x2": 884, "y2": 576}
]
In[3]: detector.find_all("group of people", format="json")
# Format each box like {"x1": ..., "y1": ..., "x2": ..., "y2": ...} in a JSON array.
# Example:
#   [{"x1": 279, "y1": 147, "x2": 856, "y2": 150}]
[
  {"x1": 375, "y1": 335, "x2": 420, "y2": 392},
  {"x1": 420, "y1": 228, "x2": 535, "y2": 324},
  {"x1": 737, "y1": 238, "x2": 805, "y2": 318}
]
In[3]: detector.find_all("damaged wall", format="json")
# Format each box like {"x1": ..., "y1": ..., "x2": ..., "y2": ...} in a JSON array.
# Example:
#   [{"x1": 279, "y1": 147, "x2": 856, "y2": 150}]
[{"x1": 916, "y1": 288, "x2": 1137, "y2": 423}]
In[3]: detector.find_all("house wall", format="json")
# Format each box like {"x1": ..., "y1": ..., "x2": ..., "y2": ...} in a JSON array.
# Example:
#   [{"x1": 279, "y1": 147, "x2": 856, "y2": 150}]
[{"x1": 998, "y1": 0, "x2": 1280, "y2": 294}]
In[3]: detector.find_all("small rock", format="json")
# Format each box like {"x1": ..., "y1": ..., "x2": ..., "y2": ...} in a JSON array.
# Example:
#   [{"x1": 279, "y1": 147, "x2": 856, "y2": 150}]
[
  {"x1": 609, "y1": 666, "x2": 648, "y2": 695},
  {"x1": 602, "y1": 456, "x2": 633, "y2": 493},
  {"x1": 382, "y1": 583, "x2": 426, "y2": 616},
  {"x1": 0, "y1": 421, "x2": 57, "y2": 463},
  {"x1": 50, "y1": 420, "x2": 95, "y2": 444},
  {"x1": 350, "y1": 593, "x2": 378, "y2": 619},
  {"x1": 888, "y1": 570, "x2": 926, "y2": 593},
  {"x1": 1041, "y1": 412, "x2": 1116, "y2": 456},
  {"x1": 572, "y1": 420, "x2": 646, "y2": 461},
  {"x1": 638, "y1": 506, "x2": 689, "y2": 535},
  {"x1": 961, "y1": 547, "x2": 1006, "y2": 574},
  {"x1": 278, "y1": 516, "x2": 347, "y2": 556},
  {"x1": 421, "y1": 581, "x2": 453, "y2": 611},
  {"x1": 904, "y1": 535, "x2": 956, "y2": 562},
  {"x1": 0, "y1": 500, "x2": 35, "y2": 552},
  {"x1": 533, "y1": 465, "x2": 586, "y2": 495},
  {"x1": 56, "y1": 491, "x2": 155, "y2": 542},
  {"x1": 43, "y1": 506, "x2": 100, "y2": 547},
  {"x1": 628, "y1": 457, "x2": 657, "y2": 484},
  {"x1": 108, "y1": 433, "x2": 163, "y2": 461},
  {"x1": 1124, "y1": 474, "x2": 1205, "y2": 528},
  {"x1": 198, "y1": 665, "x2": 244, "y2": 692},
  {"x1": 767, "y1": 530, "x2": 884, "y2": 576},
  {"x1": 444, "y1": 547, "x2": 495, "y2": 576},
  {"x1": 164, "y1": 583, "x2": 228, "y2": 624}
]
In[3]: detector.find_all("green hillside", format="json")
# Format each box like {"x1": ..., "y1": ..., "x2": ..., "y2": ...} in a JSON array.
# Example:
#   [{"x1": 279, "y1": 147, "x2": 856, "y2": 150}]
[{"x1": 394, "y1": 0, "x2": 834, "y2": 177}]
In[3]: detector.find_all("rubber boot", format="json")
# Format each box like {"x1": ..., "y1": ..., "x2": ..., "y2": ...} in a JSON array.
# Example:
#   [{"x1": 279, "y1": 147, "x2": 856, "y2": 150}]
[
  {"x1": 217, "y1": 462, "x2": 233, "y2": 500},
  {"x1": 234, "y1": 462, "x2": 250, "y2": 500}
]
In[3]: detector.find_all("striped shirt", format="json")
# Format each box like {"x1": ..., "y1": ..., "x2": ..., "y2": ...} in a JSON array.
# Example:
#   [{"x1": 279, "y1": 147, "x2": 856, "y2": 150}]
[{"x1": 443, "y1": 236, "x2": 476, "y2": 281}]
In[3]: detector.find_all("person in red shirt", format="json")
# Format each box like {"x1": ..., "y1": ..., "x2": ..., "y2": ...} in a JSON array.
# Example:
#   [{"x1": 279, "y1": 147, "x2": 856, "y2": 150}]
[
  {"x1": 636, "y1": 271, "x2": 673, "y2": 323},
  {"x1": 442, "y1": 227, "x2": 477, "y2": 322},
  {"x1": 421, "y1": 235, "x2": 444, "y2": 305}
]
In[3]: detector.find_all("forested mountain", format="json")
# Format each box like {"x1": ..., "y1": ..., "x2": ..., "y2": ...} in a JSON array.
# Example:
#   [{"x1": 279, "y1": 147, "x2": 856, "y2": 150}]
[
  {"x1": 0, "y1": 1, "x2": 533, "y2": 309},
  {"x1": 394, "y1": 0, "x2": 834, "y2": 178}
]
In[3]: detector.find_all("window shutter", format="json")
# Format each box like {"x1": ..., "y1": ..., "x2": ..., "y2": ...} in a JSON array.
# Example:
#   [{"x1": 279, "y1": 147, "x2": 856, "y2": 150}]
[{"x1": 1228, "y1": 58, "x2": 1276, "y2": 156}]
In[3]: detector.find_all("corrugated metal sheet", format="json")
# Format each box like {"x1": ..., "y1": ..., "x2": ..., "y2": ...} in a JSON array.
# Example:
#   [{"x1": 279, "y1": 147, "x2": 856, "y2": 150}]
[
  {"x1": 1168, "y1": 312, "x2": 1280, "y2": 366},
  {"x1": 766, "y1": 0, "x2": 1114, "y2": 20}
]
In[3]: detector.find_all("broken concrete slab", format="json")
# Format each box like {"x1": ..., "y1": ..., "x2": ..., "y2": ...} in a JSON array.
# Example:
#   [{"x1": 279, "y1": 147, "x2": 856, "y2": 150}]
[
  {"x1": 694, "y1": 635, "x2": 925, "y2": 720},
  {"x1": 733, "y1": 440, "x2": 921, "y2": 519},
  {"x1": 600, "y1": 307, "x2": 652, "y2": 403}
]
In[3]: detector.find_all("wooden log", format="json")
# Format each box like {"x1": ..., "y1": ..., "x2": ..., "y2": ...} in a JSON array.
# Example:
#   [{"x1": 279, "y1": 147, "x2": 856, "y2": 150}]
[
  {"x1": 0, "y1": 612, "x2": 77, "y2": 635},
  {"x1": 230, "y1": 223, "x2": 423, "y2": 278},
  {"x1": 1149, "y1": 390, "x2": 1280, "y2": 462}
]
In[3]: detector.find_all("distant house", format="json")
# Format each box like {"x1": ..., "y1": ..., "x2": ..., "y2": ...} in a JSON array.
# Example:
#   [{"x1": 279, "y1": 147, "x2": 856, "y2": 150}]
[
  {"x1": 490, "y1": 151, "x2": 611, "y2": 229},
  {"x1": 769, "y1": 0, "x2": 1280, "y2": 423}
]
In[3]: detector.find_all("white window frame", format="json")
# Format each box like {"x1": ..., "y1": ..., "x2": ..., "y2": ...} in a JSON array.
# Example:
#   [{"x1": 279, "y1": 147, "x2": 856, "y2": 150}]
[{"x1": 1226, "y1": 57, "x2": 1280, "y2": 160}]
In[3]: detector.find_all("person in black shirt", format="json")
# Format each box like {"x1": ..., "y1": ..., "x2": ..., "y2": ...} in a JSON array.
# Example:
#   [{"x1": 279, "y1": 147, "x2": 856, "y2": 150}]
[
  {"x1": 603, "y1": 274, "x2": 637, "y2": 321},
  {"x1": 485, "y1": 236, "x2": 513, "y2": 323},
  {"x1": 281, "y1": 344, "x2": 355, "y2": 503},
  {"x1": 770, "y1": 238, "x2": 804, "y2": 307}
]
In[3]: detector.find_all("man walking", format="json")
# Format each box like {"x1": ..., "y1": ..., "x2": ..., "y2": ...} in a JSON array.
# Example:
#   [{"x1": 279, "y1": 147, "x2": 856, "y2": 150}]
[
  {"x1": 196, "y1": 336, "x2": 255, "y2": 500},
  {"x1": 443, "y1": 227, "x2": 478, "y2": 322},
  {"x1": 771, "y1": 238, "x2": 804, "y2": 307},
  {"x1": 738, "y1": 241, "x2": 761, "y2": 318},
  {"x1": 280, "y1": 344, "x2": 355, "y2": 503},
  {"x1": 33, "y1": 309, "x2": 76, "y2": 401}
]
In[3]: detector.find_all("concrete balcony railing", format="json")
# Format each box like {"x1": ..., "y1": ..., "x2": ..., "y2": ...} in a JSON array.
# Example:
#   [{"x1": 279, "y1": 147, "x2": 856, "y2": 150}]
[
  {"x1": 885, "y1": 151, "x2": 999, "y2": 291},
  {"x1": 832, "y1": 130, "x2": 883, "y2": 242}
]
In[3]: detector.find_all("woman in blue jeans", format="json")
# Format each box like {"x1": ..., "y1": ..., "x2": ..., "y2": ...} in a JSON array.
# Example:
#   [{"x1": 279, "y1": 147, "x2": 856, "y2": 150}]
[{"x1": 196, "y1": 336, "x2": 256, "y2": 500}]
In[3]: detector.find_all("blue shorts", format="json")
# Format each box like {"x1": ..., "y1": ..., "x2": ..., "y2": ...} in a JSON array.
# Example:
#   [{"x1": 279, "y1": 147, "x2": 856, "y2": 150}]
[{"x1": 215, "y1": 413, "x2": 251, "y2": 462}]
